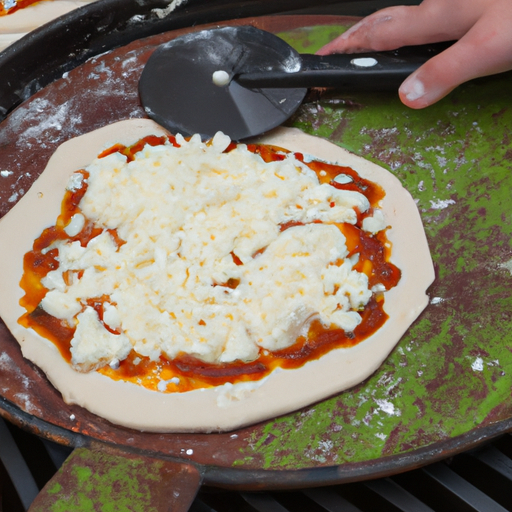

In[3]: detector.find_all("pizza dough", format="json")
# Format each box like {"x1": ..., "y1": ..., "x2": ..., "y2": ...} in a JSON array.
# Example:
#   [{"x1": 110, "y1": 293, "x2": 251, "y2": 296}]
[
  {"x1": 0, "y1": 118, "x2": 434, "y2": 432},
  {"x1": 0, "y1": 0, "x2": 96, "y2": 52}
]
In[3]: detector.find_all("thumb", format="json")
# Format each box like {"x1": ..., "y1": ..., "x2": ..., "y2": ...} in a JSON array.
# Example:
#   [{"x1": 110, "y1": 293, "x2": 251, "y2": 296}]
[
  {"x1": 399, "y1": 6, "x2": 512, "y2": 108},
  {"x1": 398, "y1": 46, "x2": 465, "y2": 108}
]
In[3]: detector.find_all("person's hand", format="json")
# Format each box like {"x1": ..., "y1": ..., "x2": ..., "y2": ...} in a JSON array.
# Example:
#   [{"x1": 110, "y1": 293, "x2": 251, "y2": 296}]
[{"x1": 317, "y1": 0, "x2": 512, "y2": 108}]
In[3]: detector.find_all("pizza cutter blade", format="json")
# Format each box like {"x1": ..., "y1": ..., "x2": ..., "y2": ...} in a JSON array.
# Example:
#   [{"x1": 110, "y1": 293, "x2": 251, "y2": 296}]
[
  {"x1": 139, "y1": 26, "x2": 306, "y2": 142},
  {"x1": 139, "y1": 26, "x2": 448, "y2": 141}
]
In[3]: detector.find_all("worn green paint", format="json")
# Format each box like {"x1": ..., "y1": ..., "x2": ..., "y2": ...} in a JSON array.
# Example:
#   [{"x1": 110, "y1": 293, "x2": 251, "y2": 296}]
[
  {"x1": 278, "y1": 24, "x2": 347, "y2": 54},
  {"x1": 35, "y1": 448, "x2": 165, "y2": 512},
  {"x1": 47, "y1": 482, "x2": 62, "y2": 495},
  {"x1": 232, "y1": 24, "x2": 512, "y2": 470}
]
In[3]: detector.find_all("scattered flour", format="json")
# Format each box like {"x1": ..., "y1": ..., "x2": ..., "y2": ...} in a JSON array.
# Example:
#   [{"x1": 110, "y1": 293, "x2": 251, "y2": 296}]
[
  {"x1": 499, "y1": 258, "x2": 512, "y2": 275},
  {"x1": 374, "y1": 398, "x2": 400, "y2": 416},
  {"x1": 471, "y1": 357, "x2": 484, "y2": 372},
  {"x1": 14, "y1": 393, "x2": 41, "y2": 415},
  {"x1": 429, "y1": 198, "x2": 456, "y2": 210},
  {"x1": 0, "y1": 352, "x2": 14, "y2": 370},
  {"x1": 152, "y1": 0, "x2": 188, "y2": 18}
]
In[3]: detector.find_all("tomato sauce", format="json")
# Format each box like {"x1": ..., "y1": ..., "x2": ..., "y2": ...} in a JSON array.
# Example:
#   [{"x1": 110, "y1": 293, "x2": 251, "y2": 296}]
[
  {"x1": 18, "y1": 136, "x2": 401, "y2": 393},
  {"x1": 0, "y1": 0, "x2": 44, "y2": 16}
]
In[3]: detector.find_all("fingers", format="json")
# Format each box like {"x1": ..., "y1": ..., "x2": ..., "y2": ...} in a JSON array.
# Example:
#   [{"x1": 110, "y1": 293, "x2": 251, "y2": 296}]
[
  {"x1": 316, "y1": 3, "x2": 470, "y2": 55},
  {"x1": 316, "y1": 0, "x2": 512, "y2": 109},
  {"x1": 398, "y1": 45, "x2": 469, "y2": 108},
  {"x1": 399, "y1": 1, "x2": 512, "y2": 108}
]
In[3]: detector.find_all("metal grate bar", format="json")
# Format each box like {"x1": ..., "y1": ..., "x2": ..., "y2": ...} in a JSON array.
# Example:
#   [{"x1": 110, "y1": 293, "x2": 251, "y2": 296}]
[
  {"x1": 422, "y1": 462, "x2": 508, "y2": 512},
  {"x1": 303, "y1": 488, "x2": 363, "y2": 512},
  {"x1": 189, "y1": 498, "x2": 219, "y2": 512},
  {"x1": 0, "y1": 418, "x2": 39, "y2": 511},
  {"x1": 470, "y1": 445, "x2": 512, "y2": 481},
  {"x1": 365, "y1": 478, "x2": 435, "y2": 512},
  {"x1": 241, "y1": 492, "x2": 291, "y2": 512},
  {"x1": 40, "y1": 439, "x2": 71, "y2": 470}
]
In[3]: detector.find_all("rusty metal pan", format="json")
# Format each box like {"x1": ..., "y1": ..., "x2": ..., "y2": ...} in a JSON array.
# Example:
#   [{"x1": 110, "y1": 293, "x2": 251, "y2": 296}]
[{"x1": 1, "y1": 0, "x2": 512, "y2": 508}]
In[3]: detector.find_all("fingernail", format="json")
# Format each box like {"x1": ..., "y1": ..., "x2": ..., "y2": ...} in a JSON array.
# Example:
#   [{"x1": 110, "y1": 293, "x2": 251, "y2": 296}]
[{"x1": 400, "y1": 76, "x2": 425, "y2": 101}]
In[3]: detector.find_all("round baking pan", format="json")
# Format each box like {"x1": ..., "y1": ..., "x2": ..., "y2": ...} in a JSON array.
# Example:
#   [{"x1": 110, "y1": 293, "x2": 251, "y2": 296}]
[
  {"x1": 0, "y1": 0, "x2": 345, "y2": 119},
  {"x1": 1, "y1": 0, "x2": 512, "y2": 509}
]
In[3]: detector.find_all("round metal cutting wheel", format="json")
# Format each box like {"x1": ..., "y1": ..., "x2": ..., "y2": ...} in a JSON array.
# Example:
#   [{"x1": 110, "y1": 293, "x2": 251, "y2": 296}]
[{"x1": 139, "y1": 25, "x2": 307, "y2": 140}]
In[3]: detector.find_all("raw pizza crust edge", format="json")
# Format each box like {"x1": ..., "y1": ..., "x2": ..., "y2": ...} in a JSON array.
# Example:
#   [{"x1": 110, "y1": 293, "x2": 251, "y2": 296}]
[
  {"x1": 0, "y1": 119, "x2": 435, "y2": 433},
  {"x1": 0, "y1": 0, "x2": 97, "y2": 52}
]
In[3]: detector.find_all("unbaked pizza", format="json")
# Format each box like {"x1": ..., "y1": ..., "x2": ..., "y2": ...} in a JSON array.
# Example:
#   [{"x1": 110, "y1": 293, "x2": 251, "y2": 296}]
[{"x1": 0, "y1": 119, "x2": 434, "y2": 432}]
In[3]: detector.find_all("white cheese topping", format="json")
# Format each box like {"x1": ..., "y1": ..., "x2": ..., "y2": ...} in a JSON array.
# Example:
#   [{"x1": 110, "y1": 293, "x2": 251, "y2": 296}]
[
  {"x1": 362, "y1": 208, "x2": 387, "y2": 234},
  {"x1": 64, "y1": 213, "x2": 85, "y2": 237},
  {"x1": 71, "y1": 307, "x2": 132, "y2": 371},
  {"x1": 40, "y1": 133, "x2": 385, "y2": 371},
  {"x1": 66, "y1": 172, "x2": 85, "y2": 192}
]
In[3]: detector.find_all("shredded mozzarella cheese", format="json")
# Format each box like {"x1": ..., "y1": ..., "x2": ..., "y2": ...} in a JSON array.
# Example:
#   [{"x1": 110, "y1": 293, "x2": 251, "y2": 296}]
[{"x1": 40, "y1": 133, "x2": 383, "y2": 370}]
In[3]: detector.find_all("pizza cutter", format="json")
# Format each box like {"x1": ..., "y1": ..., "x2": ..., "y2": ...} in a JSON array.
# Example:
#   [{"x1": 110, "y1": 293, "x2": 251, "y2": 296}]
[{"x1": 139, "y1": 25, "x2": 449, "y2": 141}]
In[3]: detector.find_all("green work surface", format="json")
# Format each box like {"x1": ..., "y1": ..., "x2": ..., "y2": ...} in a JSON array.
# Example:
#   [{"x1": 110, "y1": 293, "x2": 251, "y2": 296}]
[{"x1": 229, "y1": 24, "x2": 512, "y2": 470}]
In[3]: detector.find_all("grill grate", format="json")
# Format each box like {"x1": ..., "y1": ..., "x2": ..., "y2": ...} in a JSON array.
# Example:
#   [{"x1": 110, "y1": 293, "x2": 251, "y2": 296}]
[{"x1": 1, "y1": 417, "x2": 511, "y2": 512}]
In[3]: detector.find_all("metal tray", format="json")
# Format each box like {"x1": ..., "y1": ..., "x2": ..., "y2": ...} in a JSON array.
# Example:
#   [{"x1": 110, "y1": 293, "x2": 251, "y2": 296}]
[{"x1": 0, "y1": 0, "x2": 511, "y2": 509}]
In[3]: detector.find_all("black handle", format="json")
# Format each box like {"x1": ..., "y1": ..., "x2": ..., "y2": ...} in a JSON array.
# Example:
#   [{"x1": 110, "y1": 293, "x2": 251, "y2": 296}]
[{"x1": 236, "y1": 42, "x2": 453, "y2": 90}]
